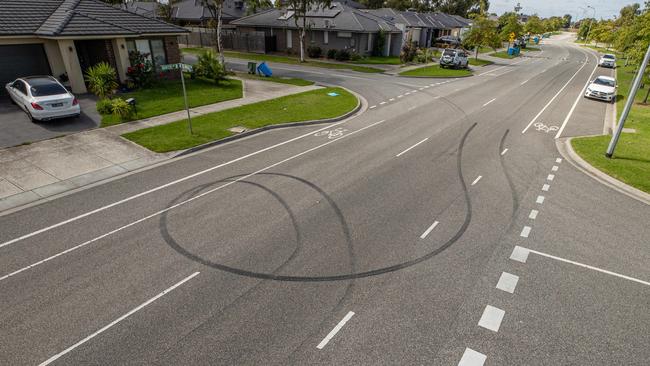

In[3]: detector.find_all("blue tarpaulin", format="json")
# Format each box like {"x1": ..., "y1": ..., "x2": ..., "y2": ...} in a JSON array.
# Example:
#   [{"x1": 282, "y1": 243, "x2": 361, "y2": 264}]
[{"x1": 257, "y1": 62, "x2": 272, "y2": 77}]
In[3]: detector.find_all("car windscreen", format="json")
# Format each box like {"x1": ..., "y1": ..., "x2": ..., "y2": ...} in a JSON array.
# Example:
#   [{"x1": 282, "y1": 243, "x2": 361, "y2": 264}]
[
  {"x1": 603, "y1": 55, "x2": 615, "y2": 59},
  {"x1": 594, "y1": 78, "x2": 615, "y2": 87},
  {"x1": 30, "y1": 83, "x2": 67, "y2": 97},
  {"x1": 442, "y1": 49, "x2": 456, "y2": 56}
]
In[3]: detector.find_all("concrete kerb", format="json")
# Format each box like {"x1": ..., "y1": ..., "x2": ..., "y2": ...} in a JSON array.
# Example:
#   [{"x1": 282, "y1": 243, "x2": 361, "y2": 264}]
[
  {"x1": 556, "y1": 137, "x2": 650, "y2": 206},
  {"x1": 0, "y1": 87, "x2": 366, "y2": 217},
  {"x1": 176, "y1": 85, "x2": 365, "y2": 156}
]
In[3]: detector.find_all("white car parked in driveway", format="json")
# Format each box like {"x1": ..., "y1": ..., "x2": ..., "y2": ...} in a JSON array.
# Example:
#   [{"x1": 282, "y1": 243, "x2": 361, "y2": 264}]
[
  {"x1": 5, "y1": 76, "x2": 80, "y2": 122},
  {"x1": 598, "y1": 54, "x2": 616, "y2": 68},
  {"x1": 584, "y1": 76, "x2": 617, "y2": 103}
]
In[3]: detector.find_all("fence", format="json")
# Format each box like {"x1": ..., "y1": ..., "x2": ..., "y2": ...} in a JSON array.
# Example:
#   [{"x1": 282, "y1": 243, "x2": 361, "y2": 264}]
[{"x1": 178, "y1": 27, "x2": 276, "y2": 54}]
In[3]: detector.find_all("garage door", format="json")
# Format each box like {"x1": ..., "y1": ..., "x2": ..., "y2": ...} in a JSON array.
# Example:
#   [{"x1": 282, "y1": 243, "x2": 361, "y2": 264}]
[{"x1": 0, "y1": 44, "x2": 51, "y2": 95}]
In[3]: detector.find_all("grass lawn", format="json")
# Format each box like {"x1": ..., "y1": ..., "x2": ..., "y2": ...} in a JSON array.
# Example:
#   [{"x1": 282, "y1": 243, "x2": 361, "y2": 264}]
[
  {"x1": 218, "y1": 50, "x2": 383, "y2": 73},
  {"x1": 351, "y1": 56, "x2": 401, "y2": 65},
  {"x1": 399, "y1": 64, "x2": 472, "y2": 77},
  {"x1": 490, "y1": 51, "x2": 518, "y2": 59},
  {"x1": 522, "y1": 46, "x2": 541, "y2": 52},
  {"x1": 468, "y1": 58, "x2": 494, "y2": 66},
  {"x1": 101, "y1": 78, "x2": 242, "y2": 127},
  {"x1": 235, "y1": 72, "x2": 314, "y2": 86},
  {"x1": 123, "y1": 87, "x2": 358, "y2": 152},
  {"x1": 571, "y1": 60, "x2": 650, "y2": 193},
  {"x1": 477, "y1": 46, "x2": 497, "y2": 54}
]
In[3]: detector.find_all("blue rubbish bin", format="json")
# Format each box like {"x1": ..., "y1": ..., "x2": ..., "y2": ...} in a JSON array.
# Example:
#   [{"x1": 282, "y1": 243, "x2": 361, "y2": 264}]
[
  {"x1": 257, "y1": 62, "x2": 273, "y2": 77},
  {"x1": 508, "y1": 47, "x2": 516, "y2": 56}
]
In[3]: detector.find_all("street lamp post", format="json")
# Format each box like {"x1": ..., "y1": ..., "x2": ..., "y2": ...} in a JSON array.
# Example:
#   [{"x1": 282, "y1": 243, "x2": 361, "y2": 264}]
[{"x1": 586, "y1": 5, "x2": 596, "y2": 43}]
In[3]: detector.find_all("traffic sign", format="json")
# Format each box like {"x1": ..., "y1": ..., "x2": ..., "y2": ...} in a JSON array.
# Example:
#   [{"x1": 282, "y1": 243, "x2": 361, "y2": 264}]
[
  {"x1": 509, "y1": 32, "x2": 516, "y2": 42},
  {"x1": 160, "y1": 63, "x2": 193, "y2": 72}
]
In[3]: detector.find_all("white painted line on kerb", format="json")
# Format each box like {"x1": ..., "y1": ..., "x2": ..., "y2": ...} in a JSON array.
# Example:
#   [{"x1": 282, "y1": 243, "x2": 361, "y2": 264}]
[
  {"x1": 471, "y1": 175, "x2": 482, "y2": 186},
  {"x1": 380, "y1": 101, "x2": 387, "y2": 105},
  {"x1": 551, "y1": 165, "x2": 559, "y2": 172},
  {"x1": 547, "y1": 174, "x2": 555, "y2": 181},
  {"x1": 317, "y1": 311, "x2": 355, "y2": 349},
  {"x1": 369, "y1": 105, "x2": 376, "y2": 109},
  {"x1": 521, "y1": 52, "x2": 591, "y2": 134},
  {"x1": 542, "y1": 184, "x2": 550, "y2": 192},
  {"x1": 520, "y1": 226, "x2": 532, "y2": 238},
  {"x1": 529, "y1": 209, "x2": 539, "y2": 219},
  {"x1": 482, "y1": 98, "x2": 496, "y2": 107},
  {"x1": 0, "y1": 110, "x2": 366, "y2": 251},
  {"x1": 556, "y1": 158, "x2": 563, "y2": 163},
  {"x1": 458, "y1": 348, "x2": 487, "y2": 366},
  {"x1": 396, "y1": 138, "x2": 429, "y2": 157},
  {"x1": 522, "y1": 247, "x2": 650, "y2": 287},
  {"x1": 501, "y1": 148, "x2": 508, "y2": 156},
  {"x1": 478, "y1": 305, "x2": 505, "y2": 332},
  {"x1": 554, "y1": 50, "x2": 599, "y2": 139},
  {"x1": 420, "y1": 221, "x2": 439, "y2": 239},
  {"x1": 536, "y1": 195, "x2": 545, "y2": 204},
  {"x1": 0, "y1": 119, "x2": 392, "y2": 282},
  {"x1": 39, "y1": 272, "x2": 200, "y2": 366},
  {"x1": 496, "y1": 272, "x2": 519, "y2": 294}
]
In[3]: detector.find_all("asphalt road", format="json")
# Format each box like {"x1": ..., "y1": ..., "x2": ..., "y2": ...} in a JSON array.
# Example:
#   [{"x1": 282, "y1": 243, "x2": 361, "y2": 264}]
[{"x1": 1, "y1": 35, "x2": 649, "y2": 366}]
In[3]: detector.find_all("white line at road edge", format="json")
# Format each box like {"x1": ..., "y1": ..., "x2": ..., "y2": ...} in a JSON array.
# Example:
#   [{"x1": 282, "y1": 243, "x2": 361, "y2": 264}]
[
  {"x1": 510, "y1": 246, "x2": 650, "y2": 287},
  {"x1": 420, "y1": 221, "x2": 439, "y2": 239},
  {"x1": 521, "y1": 50, "x2": 592, "y2": 134},
  {"x1": 0, "y1": 112, "x2": 365, "y2": 251},
  {"x1": 554, "y1": 48, "x2": 600, "y2": 138},
  {"x1": 38, "y1": 272, "x2": 200, "y2": 366},
  {"x1": 317, "y1": 311, "x2": 355, "y2": 349},
  {"x1": 482, "y1": 98, "x2": 496, "y2": 107},
  {"x1": 396, "y1": 138, "x2": 429, "y2": 157},
  {"x1": 0, "y1": 119, "x2": 391, "y2": 282}
]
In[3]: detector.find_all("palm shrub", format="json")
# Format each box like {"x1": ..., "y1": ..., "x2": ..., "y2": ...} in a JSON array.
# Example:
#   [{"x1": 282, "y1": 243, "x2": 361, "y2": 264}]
[
  {"x1": 194, "y1": 51, "x2": 226, "y2": 83},
  {"x1": 96, "y1": 98, "x2": 113, "y2": 114},
  {"x1": 110, "y1": 98, "x2": 134, "y2": 120},
  {"x1": 85, "y1": 62, "x2": 118, "y2": 99}
]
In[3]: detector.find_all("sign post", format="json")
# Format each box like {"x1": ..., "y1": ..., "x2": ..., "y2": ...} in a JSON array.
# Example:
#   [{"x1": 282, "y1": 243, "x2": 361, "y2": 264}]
[{"x1": 161, "y1": 63, "x2": 194, "y2": 134}]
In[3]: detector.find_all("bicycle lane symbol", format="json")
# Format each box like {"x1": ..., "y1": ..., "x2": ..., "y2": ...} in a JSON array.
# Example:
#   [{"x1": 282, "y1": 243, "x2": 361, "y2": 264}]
[
  {"x1": 314, "y1": 127, "x2": 348, "y2": 139},
  {"x1": 534, "y1": 122, "x2": 559, "y2": 133}
]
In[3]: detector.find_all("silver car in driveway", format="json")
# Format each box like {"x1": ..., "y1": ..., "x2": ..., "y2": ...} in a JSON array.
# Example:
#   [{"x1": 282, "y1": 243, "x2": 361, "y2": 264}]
[
  {"x1": 439, "y1": 49, "x2": 469, "y2": 69},
  {"x1": 5, "y1": 76, "x2": 81, "y2": 122}
]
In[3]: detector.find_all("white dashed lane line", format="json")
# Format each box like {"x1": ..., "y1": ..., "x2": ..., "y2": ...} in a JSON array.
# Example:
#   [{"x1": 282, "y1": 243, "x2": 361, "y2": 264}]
[
  {"x1": 547, "y1": 174, "x2": 555, "y2": 181},
  {"x1": 482, "y1": 98, "x2": 496, "y2": 107},
  {"x1": 536, "y1": 195, "x2": 545, "y2": 204},
  {"x1": 529, "y1": 209, "x2": 538, "y2": 219},
  {"x1": 520, "y1": 226, "x2": 532, "y2": 238},
  {"x1": 478, "y1": 305, "x2": 505, "y2": 332},
  {"x1": 316, "y1": 311, "x2": 355, "y2": 349},
  {"x1": 397, "y1": 95, "x2": 403, "y2": 98},
  {"x1": 396, "y1": 138, "x2": 429, "y2": 157},
  {"x1": 556, "y1": 158, "x2": 563, "y2": 163},
  {"x1": 496, "y1": 272, "x2": 519, "y2": 294},
  {"x1": 379, "y1": 101, "x2": 386, "y2": 105},
  {"x1": 389, "y1": 98, "x2": 395, "y2": 101},
  {"x1": 501, "y1": 148, "x2": 508, "y2": 155},
  {"x1": 458, "y1": 348, "x2": 487, "y2": 366},
  {"x1": 551, "y1": 165, "x2": 559, "y2": 171},
  {"x1": 471, "y1": 175, "x2": 482, "y2": 186},
  {"x1": 542, "y1": 184, "x2": 550, "y2": 191},
  {"x1": 369, "y1": 105, "x2": 376, "y2": 109},
  {"x1": 420, "y1": 220, "x2": 439, "y2": 239}
]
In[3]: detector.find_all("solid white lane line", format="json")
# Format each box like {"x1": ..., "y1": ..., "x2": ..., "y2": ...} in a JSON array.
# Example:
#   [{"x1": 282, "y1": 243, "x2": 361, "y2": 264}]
[
  {"x1": 1, "y1": 119, "x2": 393, "y2": 282},
  {"x1": 39, "y1": 272, "x2": 200, "y2": 366},
  {"x1": 525, "y1": 247, "x2": 650, "y2": 287},
  {"x1": 529, "y1": 209, "x2": 538, "y2": 219},
  {"x1": 0, "y1": 108, "x2": 367, "y2": 250},
  {"x1": 496, "y1": 272, "x2": 519, "y2": 294},
  {"x1": 380, "y1": 101, "x2": 387, "y2": 105},
  {"x1": 520, "y1": 79, "x2": 530, "y2": 85},
  {"x1": 396, "y1": 138, "x2": 429, "y2": 157},
  {"x1": 458, "y1": 348, "x2": 487, "y2": 366},
  {"x1": 510, "y1": 246, "x2": 530, "y2": 263},
  {"x1": 547, "y1": 174, "x2": 555, "y2": 181},
  {"x1": 471, "y1": 175, "x2": 482, "y2": 186},
  {"x1": 369, "y1": 105, "x2": 376, "y2": 109},
  {"x1": 317, "y1": 311, "x2": 355, "y2": 349},
  {"x1": 542, "y1": 184, "x2": 550, "y2": 191},
  {"x1": 482, "y1": 98, "x2": 496, "y2": 107},
  {"x1": 389, "y1": 98, "x2": 395, "y2": 101},
  {"x1": 420, "y1": 221, "x2": 439, "y2": 239},
  {"x1": 521, "y1": 52, "x2": 591, "y2": 134},
  {"x1": 551, "y1": 165, "x2": 559, "y2": 172},
  {"x1": 554, "y1": 51, "x2": 600, "y2": 139},
  {"x1": 536, "y1": 195, "x2": 545, "y2": 204},
  {"x1": 500, "y1": 148, "x2": 508, "y2": 155},
  {"x1": 556, "y1": 158, "x2": 562, "y2": 163},
  {"x1": 520, "y1": 226, "x2": 532, "y2": 238},
  {"x1": 478, "y1": 305, "x2": 505, "y2": 332}
]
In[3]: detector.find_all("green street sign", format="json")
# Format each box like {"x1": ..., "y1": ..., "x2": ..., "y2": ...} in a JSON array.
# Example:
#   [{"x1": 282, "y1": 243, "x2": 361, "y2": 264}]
[{"x1": 160, "y1": 63, "x2": 192, "y2": 72}]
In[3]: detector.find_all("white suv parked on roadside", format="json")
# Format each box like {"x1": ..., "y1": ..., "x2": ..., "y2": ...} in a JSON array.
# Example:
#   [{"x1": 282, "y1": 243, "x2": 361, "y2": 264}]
[{"x1": 599, "y1": 54, "x2": 616, "y2": 68}]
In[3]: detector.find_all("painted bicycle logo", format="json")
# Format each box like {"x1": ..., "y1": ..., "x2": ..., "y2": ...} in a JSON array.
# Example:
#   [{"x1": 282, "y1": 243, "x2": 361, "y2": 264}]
[
  {"x1": 314, "y1": 127, "x2": 348, "y2": 139},
  {"x1": 534, "y1": 122, "x2": 559, "y2": 133}
]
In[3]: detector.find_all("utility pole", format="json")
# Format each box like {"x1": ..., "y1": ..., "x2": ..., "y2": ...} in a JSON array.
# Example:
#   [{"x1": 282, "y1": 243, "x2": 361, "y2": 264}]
[
  {"x1": 586, "y1": 5, "x2": 596, "y2": 43},
  {"x1": 606, "y1": 43, "x2": 650, "y2": 158}
]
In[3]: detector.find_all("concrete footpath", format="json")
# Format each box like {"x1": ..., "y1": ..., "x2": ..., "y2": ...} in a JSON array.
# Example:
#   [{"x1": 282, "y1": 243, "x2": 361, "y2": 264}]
[{"x1": 0, "y1": 79, "x2": 320, "y2": 213}]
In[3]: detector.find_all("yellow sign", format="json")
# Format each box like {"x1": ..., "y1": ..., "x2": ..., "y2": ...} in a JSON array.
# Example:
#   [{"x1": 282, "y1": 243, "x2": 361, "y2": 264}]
[{"x1": 509, "y1": 32, "x2": 516, "y2": 42}]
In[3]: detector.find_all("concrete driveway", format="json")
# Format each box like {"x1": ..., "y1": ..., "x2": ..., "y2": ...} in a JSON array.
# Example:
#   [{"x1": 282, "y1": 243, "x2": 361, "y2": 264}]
[{"x1": 0, "y1": 94, "x2": 100, "y2": 148}]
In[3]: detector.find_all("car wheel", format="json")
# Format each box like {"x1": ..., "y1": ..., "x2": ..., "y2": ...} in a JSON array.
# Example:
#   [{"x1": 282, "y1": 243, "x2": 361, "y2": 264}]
[{"x1": 26, "y1": 110, "x2": 38, "y2": 123}]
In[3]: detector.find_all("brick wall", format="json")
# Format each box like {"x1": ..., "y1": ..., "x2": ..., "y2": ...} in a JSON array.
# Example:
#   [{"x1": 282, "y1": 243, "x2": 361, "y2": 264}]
[{"x1": 164, "y1": 36, "x2": 181, "y2": 79}]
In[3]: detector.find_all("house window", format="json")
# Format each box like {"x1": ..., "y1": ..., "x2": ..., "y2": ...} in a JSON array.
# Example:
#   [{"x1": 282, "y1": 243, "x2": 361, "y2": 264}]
[
  {"x1": 324, "y1": 31, "x2": 328, "y2": 44},
  {"x1": 126, "y1": 38, "x2": 167, "y2": 68}
]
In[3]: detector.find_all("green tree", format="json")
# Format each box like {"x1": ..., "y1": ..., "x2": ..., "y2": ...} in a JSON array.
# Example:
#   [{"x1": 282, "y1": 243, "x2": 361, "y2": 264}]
[
  {"x1": 499, "y1": 12, "x2": 522, "y2": 43},
  {"x1": 524, "y1": 15, "x2": 544, "y2": 34},
  {"x1": 563, "y1": 14, "x2": 572, "y2": 28},
  {"x1": 462, "y1": 16, "x2": 500, "y2": 58},
  {"x1": 200, "y1": 0, "x2": 226, "y2": 65},
  {"x1": 285, "y1": 0, "x2": 332, "y2": 62},
  {"x1": 245, "y1": 0, "x2": 273, "y2": 15},
  {"x1": 360, "y1": 0, "x2": 386, "y2": 9}
]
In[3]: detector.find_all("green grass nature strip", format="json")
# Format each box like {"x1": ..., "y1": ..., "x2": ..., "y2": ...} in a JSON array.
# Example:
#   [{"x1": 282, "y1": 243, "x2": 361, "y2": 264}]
[
  {"x1": 490, "y1": 51, "x2": 518, "y2": 59},
  {"x1": 571, "y1": 59, "x2": 650, "y2": 193},
  {"x1": 399, "y1": 64, "x2": 472, "y2": 77},
  {"x1": 123, "y1": 87, "x2": 358, "y2": 153},
  {"x1": 220, "y1": 51, "x2": 383, "y2": 73},
  {"x1": 468, "y1": 58, "x2": 494, "y2": 66},
  {"x1": 102, "y1": 78, "x2": 242, "y2": 127},
  {"x1": 350, "y1": 56, "x2": 401, "y2": 65},
  {"x1": 236, "y1": 73, "x2": 314, "y2": 86}
]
